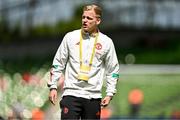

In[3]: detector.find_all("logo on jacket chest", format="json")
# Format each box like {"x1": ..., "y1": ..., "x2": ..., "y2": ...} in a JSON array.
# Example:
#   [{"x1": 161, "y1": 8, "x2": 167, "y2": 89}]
[
  {"x1": 76, "y1": 41, "x2": 80, "y2": 45},
  {"x1": 96, "y1": 43, "x2": 102, "y2": 50}
]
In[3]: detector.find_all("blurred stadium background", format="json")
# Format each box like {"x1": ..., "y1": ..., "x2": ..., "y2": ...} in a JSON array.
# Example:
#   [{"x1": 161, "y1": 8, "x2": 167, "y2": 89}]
[{"x1": 0, "y1": 0, "x2": 180, "y2": 119}]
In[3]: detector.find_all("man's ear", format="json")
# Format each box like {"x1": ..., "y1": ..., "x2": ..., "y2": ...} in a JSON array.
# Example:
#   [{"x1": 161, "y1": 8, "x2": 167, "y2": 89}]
[{"x1": 96, "y1": 18, "x2": 101, "y2": 25}]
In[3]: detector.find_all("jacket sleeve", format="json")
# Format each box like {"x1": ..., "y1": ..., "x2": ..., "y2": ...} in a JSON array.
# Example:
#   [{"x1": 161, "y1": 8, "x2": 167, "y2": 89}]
[
  {"x1": 47, "y1": 33, "x2": 69, "y2": 90},
  {"x1": 104, "y1": 39, "x2": 120, "y2": 96}
]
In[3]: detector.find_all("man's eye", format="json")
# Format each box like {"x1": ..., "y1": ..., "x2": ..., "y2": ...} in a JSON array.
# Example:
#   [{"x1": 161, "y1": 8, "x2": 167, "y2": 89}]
[
  {"x1": 82, "y1": 16, "x2": 93, "y2": 20},
  {"x1": 87, "y1": 17, "x2": 93, "y2": 20}
]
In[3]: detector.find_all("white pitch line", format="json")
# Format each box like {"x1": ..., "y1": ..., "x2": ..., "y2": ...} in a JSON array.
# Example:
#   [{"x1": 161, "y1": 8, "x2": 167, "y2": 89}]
[{"x1": 119, "y1": 64, "x2": 180, "y2": 74}]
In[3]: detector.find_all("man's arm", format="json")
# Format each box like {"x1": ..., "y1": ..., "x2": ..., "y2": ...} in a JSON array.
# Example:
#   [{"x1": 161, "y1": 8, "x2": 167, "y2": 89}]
[
  {"x1": 101, "y1": 39, "x2": 120, "y2": 106},
  {"x1": 48, "y1": 33, "x2": 69, "y2": 105}
]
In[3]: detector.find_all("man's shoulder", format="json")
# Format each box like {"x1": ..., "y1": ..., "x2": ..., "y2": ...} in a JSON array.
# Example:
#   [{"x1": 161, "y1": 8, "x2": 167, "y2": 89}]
[
  {"x1": 99, "y1": 31, "x2": 112, "y2": 42},
  {"x1": 63, "y1": 29, "x2": 80, "y2": 42},
  {"x1": 66, "y1": 29, "x2": 81, "y2": 35}
]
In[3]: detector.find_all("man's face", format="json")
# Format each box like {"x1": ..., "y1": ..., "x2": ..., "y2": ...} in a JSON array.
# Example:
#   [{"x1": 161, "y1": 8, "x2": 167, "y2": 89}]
[{"x1": 82, "y1": 10, "x2": 101, "y2": 33}]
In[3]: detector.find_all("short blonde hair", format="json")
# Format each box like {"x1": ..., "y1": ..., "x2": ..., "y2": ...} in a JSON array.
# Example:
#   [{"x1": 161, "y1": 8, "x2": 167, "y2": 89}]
[{"x1": 83, "y1": 4, "x2": 102, "y2": 18}]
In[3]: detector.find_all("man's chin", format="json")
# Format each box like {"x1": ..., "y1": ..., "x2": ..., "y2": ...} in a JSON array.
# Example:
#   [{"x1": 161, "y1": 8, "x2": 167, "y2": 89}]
[{"x1": 82, "y1": 28, "x2": 89, "y2": 33}]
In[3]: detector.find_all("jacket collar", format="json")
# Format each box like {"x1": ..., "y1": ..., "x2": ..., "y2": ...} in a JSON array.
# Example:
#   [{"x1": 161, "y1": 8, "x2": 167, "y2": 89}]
[{"x1": 81, "y1": 28, "x2": 99, "y2": 38}]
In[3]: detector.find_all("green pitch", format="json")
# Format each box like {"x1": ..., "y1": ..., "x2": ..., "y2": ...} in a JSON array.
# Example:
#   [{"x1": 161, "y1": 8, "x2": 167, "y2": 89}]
[{"x1": 110, "y1": 74, "x2": 180, "y2": 118}]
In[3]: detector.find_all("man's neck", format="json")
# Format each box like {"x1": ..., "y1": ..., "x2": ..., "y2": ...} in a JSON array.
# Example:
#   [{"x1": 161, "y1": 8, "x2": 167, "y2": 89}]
[{"x1": 82, "y1": 28, "x2": 98, "y2": 37}]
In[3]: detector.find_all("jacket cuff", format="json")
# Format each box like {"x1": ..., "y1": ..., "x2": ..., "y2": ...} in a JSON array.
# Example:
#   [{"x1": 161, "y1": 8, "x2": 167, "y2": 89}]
[
  {"x1": 107, "y1": 92, "x2": 114, "y2": 97},
  {"x1": 48, "y1": 84, "x2": 57, "y2": 90},
  {"x1": 50, "y1": 88, "x2": 57, "y2": 91}
]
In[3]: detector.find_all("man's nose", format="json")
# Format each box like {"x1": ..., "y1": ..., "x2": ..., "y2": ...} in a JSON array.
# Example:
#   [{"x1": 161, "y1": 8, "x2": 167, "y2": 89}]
[{"x1": 83, "y1": 18, "x2": 87, "y2": 22}]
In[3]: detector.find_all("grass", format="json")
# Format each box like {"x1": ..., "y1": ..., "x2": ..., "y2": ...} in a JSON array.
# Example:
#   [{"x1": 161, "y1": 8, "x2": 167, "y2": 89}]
[{"x1": 110, "y1": 74, "x2": 180, "y2": 118}]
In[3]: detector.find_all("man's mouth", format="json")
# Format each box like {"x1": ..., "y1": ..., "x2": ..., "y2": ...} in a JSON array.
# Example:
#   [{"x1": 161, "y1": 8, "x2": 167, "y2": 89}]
[{"x1": 83, "y1": 23, "x2": 87, "y2": 28}]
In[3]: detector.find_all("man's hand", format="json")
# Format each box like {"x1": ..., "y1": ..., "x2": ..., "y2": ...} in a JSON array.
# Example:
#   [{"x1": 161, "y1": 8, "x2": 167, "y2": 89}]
[
  {"x1": 49, "y1": 89, "x2": 57, "y2": 105},
  {"x1": 101, "y1": 96, "x2": 112, "y2": 108}
]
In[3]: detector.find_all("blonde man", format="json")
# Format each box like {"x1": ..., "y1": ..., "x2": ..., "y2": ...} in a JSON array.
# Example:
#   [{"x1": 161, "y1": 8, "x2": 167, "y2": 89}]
[{"x1": 48, "y1": 4, "x2": 120, "y2": 119}]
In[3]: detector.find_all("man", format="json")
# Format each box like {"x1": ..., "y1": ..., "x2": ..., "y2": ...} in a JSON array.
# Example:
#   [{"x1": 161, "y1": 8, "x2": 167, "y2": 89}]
[
  {"x1": 128, "y1": 88, "x2": 144, "y2": 118},
  {"x1": 48, "y1": 4, "x2": 120, "y2": 119}
]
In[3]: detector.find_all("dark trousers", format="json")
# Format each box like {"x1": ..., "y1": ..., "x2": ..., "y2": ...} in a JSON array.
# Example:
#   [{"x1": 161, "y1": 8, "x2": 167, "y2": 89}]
[
  {"x1": 130, "y1": 104, "x2": 141, "y2": 118},
  {"x1": 60, "y1": 95, "x2": 101, "y2": 120}
]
